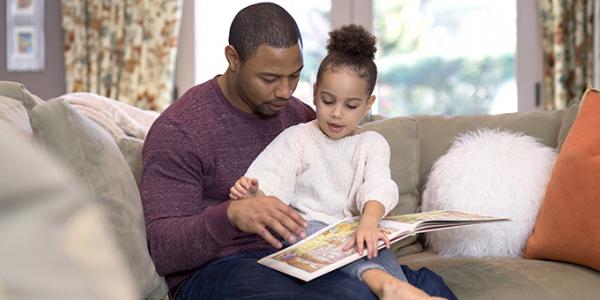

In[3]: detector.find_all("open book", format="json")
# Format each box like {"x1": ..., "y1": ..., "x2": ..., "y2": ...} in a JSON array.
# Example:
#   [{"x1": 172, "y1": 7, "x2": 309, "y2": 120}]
[{"x1": 258, "y1": 210, "x2": 509, "y2": 282}]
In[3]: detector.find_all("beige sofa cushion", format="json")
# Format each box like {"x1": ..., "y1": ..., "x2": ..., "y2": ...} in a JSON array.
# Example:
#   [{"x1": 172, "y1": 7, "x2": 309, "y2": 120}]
[
  {"x1": 363, "y1": 117, "x2": 421, "y2": 253},
  {"x1": 556, "y1": 100, "x2": 579, "y2": 150},
  {"x1": 0, "y1": 120, "x2": 136, "y2": 300},
  {"x1": 117, "y1": 136, "x2": 145, "y2": 188},
  {"x1": 399, "y1": 252, "x2": 600, "y2": 299},
  {"x1": 0, "y1": 95, "x2": 32, "y2": 135},
  {"x1": 30, "y1": 99, "x2": 168, "y2": 299},
  {"x1": 363, "y1": 116, "x2": 420, "y2": 216},
  {"x1": 0, "y1": 81, "x2": 45, "y2": 114}
]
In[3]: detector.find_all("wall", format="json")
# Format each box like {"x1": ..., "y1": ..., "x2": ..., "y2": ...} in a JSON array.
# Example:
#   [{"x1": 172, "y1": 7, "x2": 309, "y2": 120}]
[
  {"x1": 0, "y1": 2, "x2": 65, "y2": 100},
  {"x1": 0, "y1": 1, "x2": 195, "y2": 101},
  {"x1": 175, "y1": 0, "x2": 195, "y2": 98}
]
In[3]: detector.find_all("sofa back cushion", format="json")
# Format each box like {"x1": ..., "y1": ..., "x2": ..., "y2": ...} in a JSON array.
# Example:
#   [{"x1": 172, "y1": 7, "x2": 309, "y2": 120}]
[
  {"x1": 363, "y1": 116, "x2": 420, "y2": 216},
  {"x1": 363, "y1": 117, "x2": 421, "y2": 253},
  {"x1": 414, "y1": 110, "x2": 564, "y2": 192},
  {"x1": 30, "y1": 99, "x2": 168, "y2": 299},
  {"x1": 0, "y1": 95, "x2": 32, "y2": 135},
  {"x1": 0, "y1": 81, "x2": 45, "y2": 115},
  {"x1": 117, "y1": 136, "x2": 145, "y2": 188},
  {"x1": 556, "y1": 100, "x2": 579, "y2": 150}
]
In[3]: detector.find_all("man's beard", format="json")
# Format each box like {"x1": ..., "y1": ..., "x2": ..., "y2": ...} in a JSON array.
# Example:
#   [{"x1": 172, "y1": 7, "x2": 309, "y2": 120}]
[{"x1": 255, "y1": 102, "x2": 278, "y2": 117}]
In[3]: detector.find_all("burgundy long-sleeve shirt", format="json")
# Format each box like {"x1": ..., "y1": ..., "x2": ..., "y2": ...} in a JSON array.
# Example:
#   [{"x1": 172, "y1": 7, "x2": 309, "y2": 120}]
[{"x1": 140, "y1": 77, "x2": 315, "y2": 290}]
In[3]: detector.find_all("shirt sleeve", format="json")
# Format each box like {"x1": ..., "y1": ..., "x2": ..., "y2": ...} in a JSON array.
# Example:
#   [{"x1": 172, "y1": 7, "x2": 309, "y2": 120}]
[
  {"x1": 140, "y1": 116, "x2": 248, "y2": 276},
  {"x1": 356, "y1": 133, "x2": 399, "y2": 216},
  {"x1": 245, "y1": 126, "x2": 303, "y2": 204}
]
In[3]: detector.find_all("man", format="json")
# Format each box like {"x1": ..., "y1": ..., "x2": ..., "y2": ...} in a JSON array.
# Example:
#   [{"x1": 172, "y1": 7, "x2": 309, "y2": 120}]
[{"x1": 140, "y1": 3, "x2": 377, "y2": 299}]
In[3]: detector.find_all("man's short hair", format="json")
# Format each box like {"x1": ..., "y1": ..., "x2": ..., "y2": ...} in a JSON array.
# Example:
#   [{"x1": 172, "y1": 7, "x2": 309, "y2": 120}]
[{"x1": 229, "y1": 3, "x2": 303, "y2": 61}]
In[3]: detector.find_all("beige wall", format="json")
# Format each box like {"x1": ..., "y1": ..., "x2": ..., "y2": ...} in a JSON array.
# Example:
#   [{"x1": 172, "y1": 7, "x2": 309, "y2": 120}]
[{"x1": 0, "y1": 1, "x2": 195, "y2": 101}]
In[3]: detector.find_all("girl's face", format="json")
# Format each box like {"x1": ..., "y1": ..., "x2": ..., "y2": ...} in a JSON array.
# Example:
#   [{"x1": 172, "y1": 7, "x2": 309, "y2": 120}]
[{"x1": 313, "y1": 68, "x2": 375, "y2": 140}]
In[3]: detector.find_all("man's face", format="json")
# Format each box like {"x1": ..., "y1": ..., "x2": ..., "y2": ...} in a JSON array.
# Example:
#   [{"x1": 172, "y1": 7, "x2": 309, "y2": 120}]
[{"x1": 234, "y1": 44, "x2": 303, "y2": 116}]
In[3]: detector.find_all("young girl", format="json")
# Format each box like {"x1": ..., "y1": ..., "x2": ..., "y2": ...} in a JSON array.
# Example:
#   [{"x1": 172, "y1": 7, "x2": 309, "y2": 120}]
[{"x1": 230, "y1": 25, "x2": 453, "y2": 300}]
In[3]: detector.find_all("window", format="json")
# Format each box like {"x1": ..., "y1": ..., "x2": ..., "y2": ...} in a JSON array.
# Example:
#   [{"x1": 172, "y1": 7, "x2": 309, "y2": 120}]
[
  {"x1": 373, "y1": 0, "x2": 517, "y2": 116},
  {"x1": 192, "y1": 0, "x2": 536, "y2": 115}
]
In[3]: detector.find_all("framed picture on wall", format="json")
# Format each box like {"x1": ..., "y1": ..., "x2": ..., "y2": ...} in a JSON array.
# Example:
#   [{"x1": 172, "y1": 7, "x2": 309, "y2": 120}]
[
  {"x1": 13, "y1": 0, "x2": 36, "y2": 16},
  {"x1": 6, "y1": 0, "x2": 44, "y2": 71}
]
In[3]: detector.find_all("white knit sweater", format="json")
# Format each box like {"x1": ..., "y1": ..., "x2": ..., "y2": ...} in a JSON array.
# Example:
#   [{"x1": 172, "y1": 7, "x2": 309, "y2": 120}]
[{"x1": 246, "y1": 120, "x2": 398, "y2": 225}]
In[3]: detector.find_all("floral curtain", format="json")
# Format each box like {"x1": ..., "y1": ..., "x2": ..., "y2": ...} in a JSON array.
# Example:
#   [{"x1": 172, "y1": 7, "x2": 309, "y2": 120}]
[
  {"x1": 61, "y1": 0, "x2": 182, "y2": 111},
  {"x1": 538, "y1": 0, "x2": 595, "y2": 110}
]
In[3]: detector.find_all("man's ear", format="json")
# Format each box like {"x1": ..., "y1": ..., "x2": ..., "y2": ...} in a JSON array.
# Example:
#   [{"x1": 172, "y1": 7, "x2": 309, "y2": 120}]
[{"x1": 225, "y1": 45, "x2": 240, "y2": 72}]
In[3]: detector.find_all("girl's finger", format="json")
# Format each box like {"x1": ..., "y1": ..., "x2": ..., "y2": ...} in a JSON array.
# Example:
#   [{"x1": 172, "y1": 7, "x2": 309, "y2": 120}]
[
  {"x1": 342, "y1": 236, "x2": 355, "y2": 251},
  {"x1": 356, "y1": 233, "x2": 364, "y2": 255},
  {"x1": 241, "y1": 179, "x2": 250, "y2": 189},
  {"x1": 233, "y1": 186, "x2": 245, "y2": 196},
  {"x1": 369, "y1": 235, "x2": 377, "y2": 258},
  {"x1": 382, "y1": 233, "x2": 391, "y2": 249}
]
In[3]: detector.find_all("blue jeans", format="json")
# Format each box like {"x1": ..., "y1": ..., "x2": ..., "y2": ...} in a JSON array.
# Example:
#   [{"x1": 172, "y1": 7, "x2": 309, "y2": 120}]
[{"x1": 173, "y1": 249, "x2": 377, "y2": 300}]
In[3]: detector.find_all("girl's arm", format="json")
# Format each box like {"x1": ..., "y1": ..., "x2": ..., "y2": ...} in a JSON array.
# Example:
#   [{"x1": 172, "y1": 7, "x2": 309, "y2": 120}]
[{"x1": 343, "y1": 200, "x2": 391, "y2": 258}]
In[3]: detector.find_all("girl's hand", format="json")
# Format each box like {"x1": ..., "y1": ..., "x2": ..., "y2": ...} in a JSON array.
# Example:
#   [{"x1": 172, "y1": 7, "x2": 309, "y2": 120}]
[
  {"x1": 229, "y1": 176, "x2": 259, "y2": 200},
  {"x1": 342, "y1": 219, "x2": 390, "y2": 259}
]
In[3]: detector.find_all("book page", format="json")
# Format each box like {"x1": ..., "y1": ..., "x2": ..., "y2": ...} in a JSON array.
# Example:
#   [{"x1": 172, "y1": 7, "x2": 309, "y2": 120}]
[{"x1": 258, "y1": 217, "x2": 411, "y2": 281}]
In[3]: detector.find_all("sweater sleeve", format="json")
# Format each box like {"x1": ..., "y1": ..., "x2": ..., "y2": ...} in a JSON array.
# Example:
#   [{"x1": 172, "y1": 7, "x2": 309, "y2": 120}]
[
  {"x1": 356, "y1": 133, "x2": 399, "y2": 216},
  {"x1": 140, "y1": 117, "x2": 248, "y2": 276},
  {"x1": 245, "y1": 126, "x2": 303, "y2": 203}
]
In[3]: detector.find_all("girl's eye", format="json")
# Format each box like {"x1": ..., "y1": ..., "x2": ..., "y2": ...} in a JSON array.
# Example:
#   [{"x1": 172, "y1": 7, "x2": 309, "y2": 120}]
[
  {"x1": 322, "y1": 100, "x2": 334, "y2": 105},
  {"x1": 346, "y1": 105, "x2": 358, "y2": 110}
]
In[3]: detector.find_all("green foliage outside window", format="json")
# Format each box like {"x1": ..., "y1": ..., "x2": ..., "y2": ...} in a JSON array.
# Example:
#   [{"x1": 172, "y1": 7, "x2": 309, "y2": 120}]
[{"x1": 375, "y1": 0, "x2": 516, "y2": 116}]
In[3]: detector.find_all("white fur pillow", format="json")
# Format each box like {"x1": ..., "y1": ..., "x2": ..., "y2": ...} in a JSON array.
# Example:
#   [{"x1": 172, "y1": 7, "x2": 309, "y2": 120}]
[{"x1": 422, "y1": 129, "x2": 557, "y2": 256}]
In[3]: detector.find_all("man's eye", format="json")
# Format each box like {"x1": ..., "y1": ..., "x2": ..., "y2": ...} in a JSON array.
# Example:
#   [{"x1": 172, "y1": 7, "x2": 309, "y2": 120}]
[{"x1": 262, "y1": 77, "x2": 276, "y2": 83}]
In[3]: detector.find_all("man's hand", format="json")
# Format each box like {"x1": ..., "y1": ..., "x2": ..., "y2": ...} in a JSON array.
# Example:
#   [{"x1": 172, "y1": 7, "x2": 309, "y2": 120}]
[{"x1": 227, "y1": 195, "x2": 307, "y2": 249}]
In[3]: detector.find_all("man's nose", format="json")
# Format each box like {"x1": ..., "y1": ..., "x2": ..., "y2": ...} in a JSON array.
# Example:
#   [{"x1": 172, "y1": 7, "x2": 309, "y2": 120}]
[{"x1": 274, "y1": 79, "x2": 292, "y2": 99}]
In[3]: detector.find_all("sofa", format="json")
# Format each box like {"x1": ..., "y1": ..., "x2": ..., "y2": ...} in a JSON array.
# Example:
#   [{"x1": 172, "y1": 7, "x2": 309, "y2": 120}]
[{"x1": 1, "y1": 80, "x2": 599, "y2": 299}]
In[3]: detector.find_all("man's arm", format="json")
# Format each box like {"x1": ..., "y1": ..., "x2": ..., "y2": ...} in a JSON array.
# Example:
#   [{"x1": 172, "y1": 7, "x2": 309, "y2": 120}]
[
  {"x1": 140, "y1": 121, "x2": 245, "y2": 275},
  {"x1": 141, "y1": 117, "x2": 306, "y2": 275}
]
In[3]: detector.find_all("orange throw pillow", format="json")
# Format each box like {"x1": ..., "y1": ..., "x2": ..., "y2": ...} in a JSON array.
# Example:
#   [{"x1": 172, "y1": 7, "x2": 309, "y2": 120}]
[{"x1": 524, "y1": 88, "x2": 600, "y2": 271}]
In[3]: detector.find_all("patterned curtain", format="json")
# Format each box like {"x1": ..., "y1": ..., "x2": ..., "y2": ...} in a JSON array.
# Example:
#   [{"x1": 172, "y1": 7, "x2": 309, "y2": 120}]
[
  {"x1": 538, "y1": 0, "x2": 595, "y2": 110},
  {"x1": 61, "y1": 0, "x2": 182, "y2": 111}
]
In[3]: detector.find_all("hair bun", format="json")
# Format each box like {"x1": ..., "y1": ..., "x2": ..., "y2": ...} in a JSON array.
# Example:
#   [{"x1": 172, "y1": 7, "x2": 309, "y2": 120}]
[{"x1": 327, "y1": 24, "x2": 377, "y2": 60}]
